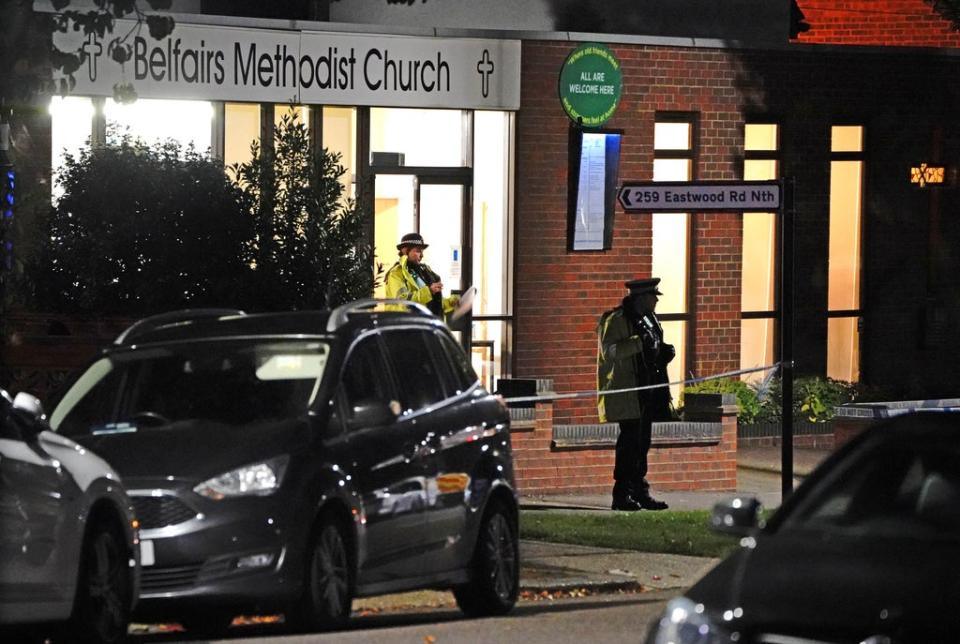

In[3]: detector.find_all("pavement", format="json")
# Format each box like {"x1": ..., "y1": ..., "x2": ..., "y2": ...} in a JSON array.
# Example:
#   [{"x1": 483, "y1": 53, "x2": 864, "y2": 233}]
[{"x1": 350, "y1": 446, "x2": 831, "y2": 613}]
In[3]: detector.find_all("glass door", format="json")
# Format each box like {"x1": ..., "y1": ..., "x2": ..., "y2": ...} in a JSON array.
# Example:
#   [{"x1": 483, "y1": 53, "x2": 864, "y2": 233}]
[
  {"x1": 365, "y1": 107, "x2": 512, "y2": 392},
  {"x1": 373, "y1": 172, "x2": 470, "y2": 318}
]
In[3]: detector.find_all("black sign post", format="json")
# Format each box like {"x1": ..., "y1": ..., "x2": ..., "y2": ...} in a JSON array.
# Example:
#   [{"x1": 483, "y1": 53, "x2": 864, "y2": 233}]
[{"x1": 618, "y1": 179, "x2": 796, "y2": 498}]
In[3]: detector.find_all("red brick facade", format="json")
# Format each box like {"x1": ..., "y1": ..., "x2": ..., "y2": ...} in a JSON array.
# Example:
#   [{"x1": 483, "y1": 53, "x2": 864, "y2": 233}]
[
  {"x1": 515, "y1": 41, "x2": 749, "y2": 427},
  {"x1": 796, "y1": 0, "x2": 960, "y2": 47},
  {"x1": 510, "y1": 34, "x2": 960, "y2": 492},
  {"x1": 515, "y1": 39, "x2": 960, "y2": 427},
  {"x1": 512, "y1": 399, "x2": 738, "y2": 496}
]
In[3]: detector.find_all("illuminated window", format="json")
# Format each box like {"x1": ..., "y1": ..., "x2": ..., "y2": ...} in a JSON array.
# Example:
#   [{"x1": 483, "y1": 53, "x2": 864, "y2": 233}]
[
  {"x1": 105, "y1": 99, "x2": 213, "y2": 151},
  {"x1": 471, "y1": 111, "x2": 513, "y2": 390},
  {"x1": 371, "y1": 107, "x2": 466, "y2": 167},
  {"x1": 322, "y1": 106, "x2": 357, "y2": 200},
  {"x1": 224, "y1": 103, "x2": 260, "y2": 176},
  {"x1": 740, "y1": 123, "x2": 779, "y2": 382},
  {"x1": 275, "y1": 104, "x2": 308, "y2": 128},
  {"x1": 827, "y1": 125, "x2": 864, "y2": 382},
  {"x1": 653, "y1": 115, "x2": 695, "y2": 399},
  {"x1": 368, "y1": 108, "x2": 511, "y2": 391},
  {"x1": 49, "y1": 96, "x2": 95, "y2": 203}
]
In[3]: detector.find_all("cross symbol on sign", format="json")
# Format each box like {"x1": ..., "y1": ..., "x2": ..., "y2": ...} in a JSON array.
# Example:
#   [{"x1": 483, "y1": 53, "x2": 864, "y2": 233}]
[
  {"x1": 476, "y1": 49, "x2": 494, "y2": 98},
  {"x1": 81, "y1": 33, "x2": 103, "y2": 83}
]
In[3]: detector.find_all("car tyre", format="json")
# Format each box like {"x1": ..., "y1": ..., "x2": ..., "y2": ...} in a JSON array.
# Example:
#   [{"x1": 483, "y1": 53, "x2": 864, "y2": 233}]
[
  {"x1": 70, "y1": 519, "x2": 132, "y2": 644},
  {"x1": 290, "y1": 517, "x2": 353, "y2": 632},
  {"x1": 454, "y1": 498, "x2": 519, "y2": 617}
]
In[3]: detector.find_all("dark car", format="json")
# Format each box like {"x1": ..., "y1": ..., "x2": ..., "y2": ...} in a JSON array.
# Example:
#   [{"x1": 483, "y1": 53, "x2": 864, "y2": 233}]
[
  {"x1": 1, "y1": 387, "x2": 140, "y2": 643},
  {"x1": 647, "y1": 411, "x2": 960, "y2": 644},
  {"x1": 47, "y1": 301, "x2": 518, "y2": 634}
]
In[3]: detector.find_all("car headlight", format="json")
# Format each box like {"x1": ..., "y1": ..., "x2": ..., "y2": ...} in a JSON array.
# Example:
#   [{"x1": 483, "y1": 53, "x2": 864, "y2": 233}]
[
  {"x1": 648, "y1": 596, "x2": 728, "y2": 644},
  {"x1": 194, "y1": 455, "x2": 289, "y2": 500}
]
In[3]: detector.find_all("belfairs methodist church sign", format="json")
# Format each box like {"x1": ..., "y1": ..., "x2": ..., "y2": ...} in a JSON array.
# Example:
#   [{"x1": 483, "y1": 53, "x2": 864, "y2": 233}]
[
  {"x1": 53, "y1": 20, "x2": 521, "y2": 110},
  {"x1": 558, "y1": 43, "x2": 622, "y2": 126}
]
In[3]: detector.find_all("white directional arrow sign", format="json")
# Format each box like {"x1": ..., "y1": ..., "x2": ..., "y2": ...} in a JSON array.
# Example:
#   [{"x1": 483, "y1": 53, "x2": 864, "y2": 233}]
[{"x1": 617, "y1": 181, "x2": 781, "y2": 212}]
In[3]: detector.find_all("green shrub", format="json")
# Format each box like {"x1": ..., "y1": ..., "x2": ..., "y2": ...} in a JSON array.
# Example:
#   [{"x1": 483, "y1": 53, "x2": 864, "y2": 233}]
[
  {"x1": 684, "y1": 374, "x2": 860, "y2": 424},
  {"x1": 24, "y1": 111, "x2": 376, "y2": 316},
  {"x1": 28, "y1": 132, "x2": 253, "y2": 315},
  {"x1": 683, "y1": 377, "x2": 762, "y2": 424},
  {"x1": 749, "y1": 375, "x2": 859, "y2": 423},
  {"x1": 230, "y1": 111, "x2": 374, "y2": 310}
]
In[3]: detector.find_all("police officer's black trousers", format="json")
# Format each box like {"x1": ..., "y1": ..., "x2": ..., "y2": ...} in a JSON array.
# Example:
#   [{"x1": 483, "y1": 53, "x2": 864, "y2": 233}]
[{"x1": 613, "y1": 414, "x2": 652, "y2": 497}]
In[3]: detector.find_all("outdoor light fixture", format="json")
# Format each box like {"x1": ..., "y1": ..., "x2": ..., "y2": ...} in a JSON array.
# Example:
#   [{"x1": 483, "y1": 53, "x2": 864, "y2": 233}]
[{"x1": 910, "y1": 163, "x2": 945, "y2": 187}]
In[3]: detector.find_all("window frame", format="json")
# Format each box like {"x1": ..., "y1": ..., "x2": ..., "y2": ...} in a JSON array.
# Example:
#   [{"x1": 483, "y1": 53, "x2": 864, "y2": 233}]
[
  {"x1": 652, "y1": 112, "x2": 698, "y2": 393},
  {"x1": 826, "y1": 123, "x2": 866, "y2": 382},
  {"x1": 740, "y1": 120, "x2": 782, "y2": 379}
]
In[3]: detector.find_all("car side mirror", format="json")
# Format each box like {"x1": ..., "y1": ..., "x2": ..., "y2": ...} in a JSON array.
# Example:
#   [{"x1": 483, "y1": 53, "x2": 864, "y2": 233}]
[
  {"x1": 710, "y1": 496, "x2": 764, "y2": 537},
  {"x1": 10, "y1": 392, "x2": 49, "y2": 441},
  {"x1": 348, "y1": 399, "x2": 399, "y2": 429}
]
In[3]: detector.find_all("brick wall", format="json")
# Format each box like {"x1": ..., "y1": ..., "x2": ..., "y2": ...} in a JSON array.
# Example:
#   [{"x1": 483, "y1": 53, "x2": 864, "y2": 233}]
[
  {"x1": 515, "y1": 42, "x2": 748, "y2": 427},
  {"x1": 795, "y1": 1, "x2": 960, "y2": 47},
  {"x1": 512, "y1": 395, "x2": 738, "y2": 495},
  {"x1": 515, "y1": 40, "x2": 960, "y2": 427}
]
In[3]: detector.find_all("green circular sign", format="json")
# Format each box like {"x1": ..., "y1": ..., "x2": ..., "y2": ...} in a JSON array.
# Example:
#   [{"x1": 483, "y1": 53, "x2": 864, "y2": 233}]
[{"x1": 558, "y1": 43, "x2": 623, "y2": 126}]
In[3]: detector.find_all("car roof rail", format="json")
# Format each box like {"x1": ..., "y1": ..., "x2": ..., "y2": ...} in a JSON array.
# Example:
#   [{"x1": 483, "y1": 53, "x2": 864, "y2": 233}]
[
  {"x1": 326, "y1": 298, "x2": 433, "y2": 332},
  {"x1": 114, "y1": 308, "x2": 246, "y2": 345}
]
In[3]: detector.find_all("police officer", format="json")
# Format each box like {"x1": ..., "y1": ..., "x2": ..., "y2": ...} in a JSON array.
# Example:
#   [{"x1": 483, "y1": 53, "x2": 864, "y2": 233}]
[
  {"x1": 597, "y1": 277, "x2": 675, "y2": 511},
  {"x1": 385, "y1": 232, "x2": 459, "y2": 319}
]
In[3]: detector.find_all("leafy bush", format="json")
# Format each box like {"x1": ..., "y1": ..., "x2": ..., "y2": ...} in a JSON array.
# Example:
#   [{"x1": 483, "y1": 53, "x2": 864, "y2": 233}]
[
  {"x1": 24, "y1": 112, "x2": 376, "y2": 316},
  {"x1": 749, "y1": 375, "x2": 859, "y2": 423},
  {"x1": 684, "y1": 374, "x2": 860, "y2": 424},
  {"x1": 683, "y1": 377, "x2": 763, "y2": 424},
  {"x1": 28, "y1": 132, "x2": 254, "y2": 314},
  {"x1": 230, "y1": 111, "x2": 374, "y2": 310}
]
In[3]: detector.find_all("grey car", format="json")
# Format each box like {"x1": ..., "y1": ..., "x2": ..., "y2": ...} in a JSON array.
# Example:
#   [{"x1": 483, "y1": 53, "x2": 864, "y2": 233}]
[
  {"x1": 0, "y1": 387, "x2": 140, "y2": 643},
  {"x1": 48, "y1": 301, "x2": 518, "y2": 636}
]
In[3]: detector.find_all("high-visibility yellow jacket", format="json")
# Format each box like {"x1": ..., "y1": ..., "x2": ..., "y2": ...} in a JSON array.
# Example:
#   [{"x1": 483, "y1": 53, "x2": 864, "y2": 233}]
[
  {"x1": 597, "y1": 305, "x2": 674, "y2": 422},
  {"x1": 384, "y1": 255, "x2": 459, "y2": 317},
  {"x1": 597, "y1": 306, "x2": 647, "y2": 422}
]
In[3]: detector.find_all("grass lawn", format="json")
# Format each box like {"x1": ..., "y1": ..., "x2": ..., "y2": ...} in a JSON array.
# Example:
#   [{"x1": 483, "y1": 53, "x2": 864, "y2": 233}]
[{"x1": 519, "y1": 509, "x2": 742, "y2": 558}]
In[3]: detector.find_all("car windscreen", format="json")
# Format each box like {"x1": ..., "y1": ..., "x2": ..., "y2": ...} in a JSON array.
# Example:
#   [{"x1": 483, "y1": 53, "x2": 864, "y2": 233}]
[
  {"x1": 52, "y1": 340, "x2": 329, "y2": 436},
  {"x1": 780, "y1": 437, "x2": 960, "y2": 541}
]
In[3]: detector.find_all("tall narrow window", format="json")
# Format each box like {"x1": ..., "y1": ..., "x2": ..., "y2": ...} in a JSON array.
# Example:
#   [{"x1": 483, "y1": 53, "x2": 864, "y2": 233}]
[
  {"x1": 224, "y1": 103, "x2": 261, "y2": 176},
  {"x1": 471, "y1": 111, "x2": 514, "y2": 392},
  {"x1": 322, "y1": 107, "x2": 357, "y2": 200},
  {"x1": 827, "y1": 125, "x2": 864, "y2": 382},
  {"x1": 653, "y1": 115, "x2": 695, "y2": 400},
  {"x1": 740, "y1": 123, "x2": 779, "y2": 382},
  {"x1": 49, "y1": 96, "x2": 94, "y2": 204}
]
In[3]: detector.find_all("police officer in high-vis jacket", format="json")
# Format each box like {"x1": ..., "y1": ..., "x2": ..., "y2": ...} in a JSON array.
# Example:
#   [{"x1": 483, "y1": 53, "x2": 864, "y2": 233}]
[
  {"x1": 597, "y1": 278, "x2": 675, "y2": 511},
  {"x1": 385, "y1": 232, "x2": 460, "y2": 320}
]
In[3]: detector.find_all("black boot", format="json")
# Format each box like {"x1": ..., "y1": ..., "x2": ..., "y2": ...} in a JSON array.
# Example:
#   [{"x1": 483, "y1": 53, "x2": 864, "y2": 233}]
[
  {"x1": 611, "y1": 485, "x2": 642, "y2": 511},
  {"x1": 635, "y1": 494, "x2": 669, "y2": 511}
]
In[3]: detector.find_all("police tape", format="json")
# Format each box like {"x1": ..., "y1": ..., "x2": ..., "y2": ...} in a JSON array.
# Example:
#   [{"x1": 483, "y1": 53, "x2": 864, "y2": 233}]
[{"x1": 500, "y1": 362, "x2": 784, "y2": 404}]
